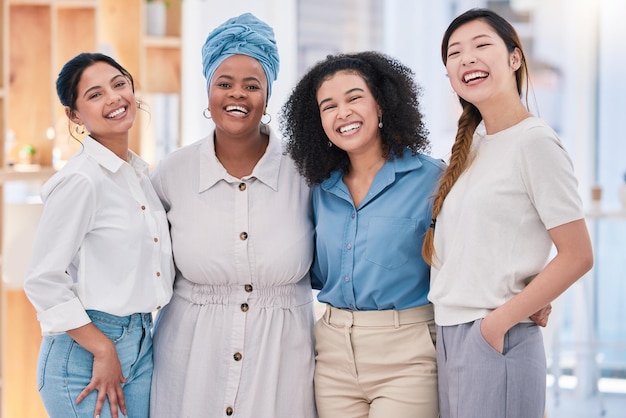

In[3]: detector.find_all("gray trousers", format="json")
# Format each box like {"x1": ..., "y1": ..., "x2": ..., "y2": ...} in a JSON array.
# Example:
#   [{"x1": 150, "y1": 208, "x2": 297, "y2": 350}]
[{"x1": 437, "y1": 319, "x2": 546, "y2": 418}]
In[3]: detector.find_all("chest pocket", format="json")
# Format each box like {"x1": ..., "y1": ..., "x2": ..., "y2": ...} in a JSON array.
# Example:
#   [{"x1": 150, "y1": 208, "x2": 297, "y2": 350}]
[{"x1": 365, "y1": 217, "x2": 415, "y2": 269}]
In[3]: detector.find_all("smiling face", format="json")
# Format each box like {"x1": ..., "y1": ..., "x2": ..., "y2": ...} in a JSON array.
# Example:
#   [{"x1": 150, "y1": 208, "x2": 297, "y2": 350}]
[
  {"x1": 316, "y1": 70, "x2": 382, "y2": 157},
  {"x1": 444, "y1": 19, "x2": 522, "y2": 108},
  {"x1": 69, "y1": 61, "x2": 137, "y2": 141},
  {"x1": 208, "y1": 54, "x2": 268, "y2": 138}
]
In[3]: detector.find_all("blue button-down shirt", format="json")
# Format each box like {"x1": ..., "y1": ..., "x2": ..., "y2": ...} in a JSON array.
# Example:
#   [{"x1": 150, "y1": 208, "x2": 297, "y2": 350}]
[{"x1": 311, "y1": 149, "x2": 445, "y2": 311}]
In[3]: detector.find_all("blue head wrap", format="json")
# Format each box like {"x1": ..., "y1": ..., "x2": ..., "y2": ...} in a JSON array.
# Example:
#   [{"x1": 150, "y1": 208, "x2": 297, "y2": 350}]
[{"x1": 201, "y1": 13, "x2": 279, "y2": 99}]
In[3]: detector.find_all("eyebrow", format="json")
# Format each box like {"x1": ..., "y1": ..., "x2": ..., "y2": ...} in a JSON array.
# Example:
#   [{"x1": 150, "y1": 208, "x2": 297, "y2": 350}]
[
  {"x1": 447, "y1": 33, "x2": 493, "y2": 50},
  {"x1": 214, "y1": 74, "x2": 263, "y2": 84},
  {"x1": 82, "y1": 74, "x2": 126, "y2": 99},
  {"x1": 318, "y1": 87, "x2": 365, "y2": 108}
]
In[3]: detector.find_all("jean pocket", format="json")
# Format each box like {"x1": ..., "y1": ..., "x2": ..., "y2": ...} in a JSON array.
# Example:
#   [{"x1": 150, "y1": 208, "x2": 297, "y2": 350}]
[
  {"x1": 92, "y1": 317, "x2": 128, "y2": 343},
  {"x1": 37, "y1": 336, "x2": 55, "y2": 391}
]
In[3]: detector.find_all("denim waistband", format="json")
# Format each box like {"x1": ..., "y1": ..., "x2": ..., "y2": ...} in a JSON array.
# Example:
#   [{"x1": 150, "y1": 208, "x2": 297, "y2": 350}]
[{"x1": 86, "y1": 310, "x2": 153, "y2": 329}]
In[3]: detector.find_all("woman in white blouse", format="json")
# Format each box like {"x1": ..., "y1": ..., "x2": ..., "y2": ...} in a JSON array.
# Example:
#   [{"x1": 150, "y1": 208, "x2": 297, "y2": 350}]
[
  {"x1": 149, "y1": 13, "x2": 317, "y2": 418},
  {"x1": 24, "y1": 52, "x2": 174, "y2": 418}
]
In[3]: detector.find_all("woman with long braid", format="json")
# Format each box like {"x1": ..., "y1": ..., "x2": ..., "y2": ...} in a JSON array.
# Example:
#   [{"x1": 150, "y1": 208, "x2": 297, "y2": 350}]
[{"x1": 423, "y1": 8, "x2": 593, "y2": 418}]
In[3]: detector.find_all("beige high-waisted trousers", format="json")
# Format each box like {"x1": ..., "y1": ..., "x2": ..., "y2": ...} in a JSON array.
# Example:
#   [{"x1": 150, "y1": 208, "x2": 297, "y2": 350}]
[{"x1": 314, "y1": 304, "x2": 439, "y2": 418}]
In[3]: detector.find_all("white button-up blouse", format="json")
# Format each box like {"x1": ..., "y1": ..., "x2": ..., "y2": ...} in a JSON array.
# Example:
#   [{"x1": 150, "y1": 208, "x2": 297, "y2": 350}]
[{"x1": 24, "y1": 136, "x2": 174, "y2": 335}]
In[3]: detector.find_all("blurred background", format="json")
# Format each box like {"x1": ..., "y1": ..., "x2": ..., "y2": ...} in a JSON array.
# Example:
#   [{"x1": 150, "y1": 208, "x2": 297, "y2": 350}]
[{"x1": 1, "y1": 0, "x2": 624, "y2": 417}]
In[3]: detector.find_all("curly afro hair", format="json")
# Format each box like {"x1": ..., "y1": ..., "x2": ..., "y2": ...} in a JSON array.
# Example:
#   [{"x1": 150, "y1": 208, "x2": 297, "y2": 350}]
[{"x1": 279, "y1": 51, "x2": 430, "y2": 185}]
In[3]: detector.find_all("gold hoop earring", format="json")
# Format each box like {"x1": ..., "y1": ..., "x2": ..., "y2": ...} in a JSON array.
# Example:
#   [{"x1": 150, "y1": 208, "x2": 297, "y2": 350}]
[
  {"x1": 261, "y1": 113, "x2": 272, "y2": 125},
  {"x1": 75, "y1": 125, "x2": 86, "y2": 135},
  {"x1": 203, "y1": 108, "x2": 212, "y2": 120}
]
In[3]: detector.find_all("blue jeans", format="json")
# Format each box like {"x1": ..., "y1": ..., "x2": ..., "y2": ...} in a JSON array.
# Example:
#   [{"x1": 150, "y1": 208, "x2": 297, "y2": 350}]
[{"x1": 37, "y1": 310, "x2": 154, "y2": 418}]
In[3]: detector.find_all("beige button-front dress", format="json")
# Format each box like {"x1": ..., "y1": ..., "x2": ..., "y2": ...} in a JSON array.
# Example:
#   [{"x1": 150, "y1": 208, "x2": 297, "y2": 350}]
[{"x1": 149, "y1": 126, "x2": 317, "y2": 418}]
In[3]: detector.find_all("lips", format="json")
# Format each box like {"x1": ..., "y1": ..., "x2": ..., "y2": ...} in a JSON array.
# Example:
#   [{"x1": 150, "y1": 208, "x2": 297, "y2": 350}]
[
  {"x1": 225, "y1": 105, "x2": 249, "y2": 115},
  {"x1": 463, "y1": 71, "x2": 489, "y2": 83},
  {"x1": 106, "y1": 106, "x2": 126, "y2": 118},
  {"x1": 338, "y1": 122, "x2": 361, "y2": 134}
]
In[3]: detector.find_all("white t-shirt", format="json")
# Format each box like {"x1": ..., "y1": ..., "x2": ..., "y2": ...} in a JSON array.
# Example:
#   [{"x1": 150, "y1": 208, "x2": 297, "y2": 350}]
[
  {"x1": 429, "y1": 117, "x2": 584, "y2": 326},
  {"x1": 24, "y1": 136, "x2": 175, "y2": 335}
]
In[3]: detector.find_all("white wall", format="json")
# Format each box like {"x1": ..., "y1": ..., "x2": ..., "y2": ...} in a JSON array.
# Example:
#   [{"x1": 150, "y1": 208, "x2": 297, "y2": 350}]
[{"x1": 180, "y1": 0, "x2": 297, "y2": 145}]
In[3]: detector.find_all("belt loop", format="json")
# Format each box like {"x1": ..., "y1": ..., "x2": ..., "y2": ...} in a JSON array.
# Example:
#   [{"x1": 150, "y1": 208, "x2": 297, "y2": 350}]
[
  {"x1": 393, "y1": 310, "x2": 400, "y2": 329},
  {"x1": 324, "y1": 304, "x2": 331, "y2": 323}
]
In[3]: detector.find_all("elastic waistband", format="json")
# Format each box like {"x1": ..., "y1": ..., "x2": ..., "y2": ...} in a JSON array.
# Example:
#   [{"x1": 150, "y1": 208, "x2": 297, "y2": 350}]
[
  {"x1": 324, "y1": 304, "x2": 434, "y2": 328},
  {"x1": 175, "y1": 277, "x2": 313, "y2": 308}
]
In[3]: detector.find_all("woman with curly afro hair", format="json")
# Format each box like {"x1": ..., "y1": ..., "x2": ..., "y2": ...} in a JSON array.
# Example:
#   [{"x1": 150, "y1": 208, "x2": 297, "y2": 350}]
[{"x1": 280, "y1": 51, "x2": 445, "y2": 418}]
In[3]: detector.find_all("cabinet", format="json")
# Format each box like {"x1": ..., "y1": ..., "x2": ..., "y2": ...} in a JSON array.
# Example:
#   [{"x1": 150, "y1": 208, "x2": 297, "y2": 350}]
[{"x1": 0, "y1": 1, "x2": 182, "y2": 416}]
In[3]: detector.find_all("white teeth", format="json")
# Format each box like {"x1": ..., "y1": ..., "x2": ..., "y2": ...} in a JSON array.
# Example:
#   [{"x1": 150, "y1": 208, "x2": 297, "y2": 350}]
[
  {"x1": 107, "y1": 107, "x2": 125, "y2": 118},
  {"x1": 464, "y1": 71, "x2": 488, "y2": 83},
  {"x1": 226, "y1": 105, "x2": 248, "y2": 114},
  {"x1": 339, "y1": 123, "x2": 361, "y2": 133}
]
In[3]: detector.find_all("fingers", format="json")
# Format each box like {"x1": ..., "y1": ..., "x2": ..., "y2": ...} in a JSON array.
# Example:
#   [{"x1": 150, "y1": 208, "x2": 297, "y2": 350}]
[
  {"x1": 530, "y1": 304, "x2": 553, "y2": 327},
  {"x1": 75, "y1": 383, "x2": 126, "y2": 418},
  {"x1": 117, "y1": 385, "x2": 128, "y2": 417},
  {"x1": 75, "y1": 385, "x2": 93, "y2": 405},
  {"x1": 95, "y1": 389, "x2": 108, "y2": 418}
]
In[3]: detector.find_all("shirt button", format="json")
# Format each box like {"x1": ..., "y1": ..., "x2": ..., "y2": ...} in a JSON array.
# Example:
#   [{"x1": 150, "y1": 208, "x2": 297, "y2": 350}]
[
  {"x1": 241, "y1": 303, "x2": 249, "y2": 312},
  {"x1": 153, "y1": 237, "x2": 159, "y2": 243},
  {"x1": 344, "y1": 276, "x2": 350, "y2": 282},
  {"x1": 226, "y1": 407, "x2": 234, "y2": 416},
  {"x1": 346, "y1": 243, "x2": 352, "y2": 250},
  {"x1": 351, "y1": 212, "x2": 356, "y2": 219},
  {"x1": 349, "y1": 304, "x2": 355, "y2": 309},
  {"x1": 238, "y1": 182, "x2": 246, "y2": 191},
  {"x1": 233, "y1": 352, "x2": 242, "y2": 361},
  {"x1": 240, "y1": 231, "x2": 248, "y2": 240},
  {"x1": 244, "y1": 284, "x2": 253, "y2": 292},
  {"x1": 156, "y1": 272, "x2": 161, "y2": 277},
  {"x1": 141, "y1": 205, "x2": 146, "y2": 210}
]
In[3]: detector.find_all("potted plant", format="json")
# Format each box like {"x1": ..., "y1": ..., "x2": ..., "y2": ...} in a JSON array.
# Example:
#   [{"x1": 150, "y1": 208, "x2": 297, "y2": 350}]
[{"x1": 18, "y1": 144, "x2": 36, "y2": 165}]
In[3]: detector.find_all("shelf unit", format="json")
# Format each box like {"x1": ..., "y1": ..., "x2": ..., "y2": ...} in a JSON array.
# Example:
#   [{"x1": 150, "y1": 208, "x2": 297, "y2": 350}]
[
  {"x1": 0, "y1": 0, "x2": 5, "y2": 413},
  {"x1": 0, "y1": 1, "x2": 182, "y2": 416}
]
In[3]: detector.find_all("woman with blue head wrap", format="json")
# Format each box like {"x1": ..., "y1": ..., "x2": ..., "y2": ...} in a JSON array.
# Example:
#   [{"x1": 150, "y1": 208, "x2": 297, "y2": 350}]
[
  {"x1": 149, "y1": 13, "x2": 317, "y2": 418},
  {"x1": 201, "y1": 12, "x2": 279, "y2": 100}
]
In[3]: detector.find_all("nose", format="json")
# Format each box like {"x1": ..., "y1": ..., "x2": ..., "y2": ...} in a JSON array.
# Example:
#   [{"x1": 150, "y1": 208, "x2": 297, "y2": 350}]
[
  {"x1": 337, "y1": 104, "x2": 352, "y2": 119},
  {"x1": 461, "y1": 52, "x2": 476, "y2": 66},
  {"x1": 228, "y1": 85, "x2": 247, "y2": 98},
  {"x1": 106, "y1": 90, "x2": 122, "y2": 104}
]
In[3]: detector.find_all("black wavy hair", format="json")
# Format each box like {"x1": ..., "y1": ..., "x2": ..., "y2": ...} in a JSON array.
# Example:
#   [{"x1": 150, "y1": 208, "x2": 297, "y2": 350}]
[{"x1": 280, "y1": 51, "x2": 430, "y2": 185}]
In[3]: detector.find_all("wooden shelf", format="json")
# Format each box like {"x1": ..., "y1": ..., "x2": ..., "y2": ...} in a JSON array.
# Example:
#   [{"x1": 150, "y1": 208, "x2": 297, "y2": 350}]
[
  {"x1": 0, "y1": 1, "x2": 182, "y2": 416},
  {"x1": 0, "y1": 167, "x2": 56, "y2": 184},
  {"x1": 144, "y1": 35, "x2": 182, "y2": 48}
]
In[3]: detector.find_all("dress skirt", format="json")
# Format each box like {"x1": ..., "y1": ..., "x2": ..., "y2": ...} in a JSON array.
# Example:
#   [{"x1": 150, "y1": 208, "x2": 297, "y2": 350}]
[{"x1": 150, "y1": 277, "x2": 317, "y2": 418}]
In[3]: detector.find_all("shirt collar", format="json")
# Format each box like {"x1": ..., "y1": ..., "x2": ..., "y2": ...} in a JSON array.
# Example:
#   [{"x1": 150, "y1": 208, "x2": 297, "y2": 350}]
[
  {"x1": 321, "y1": 148, "x2": 423, "y2": 191},
  {"x1": 198, "y1": 124, "x2": 283, "y2": 193},
  {"x1": 82, "y1": 136, "x2": 149, "y2": 174}
]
